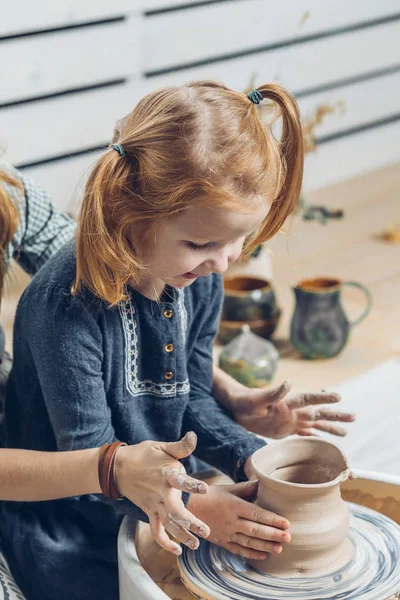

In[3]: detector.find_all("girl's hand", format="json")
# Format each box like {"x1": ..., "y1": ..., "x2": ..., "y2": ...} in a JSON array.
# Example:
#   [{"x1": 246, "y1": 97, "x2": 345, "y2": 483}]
[
  {"x1": 115, "y1": 431, "x2": 210, "y2": 555},
  {"x1": 230, "y1": 381, "x2": 355, "y2": 439},
  {"x1": 187, "y1": 481, "x2": 290, "y2": 560}
]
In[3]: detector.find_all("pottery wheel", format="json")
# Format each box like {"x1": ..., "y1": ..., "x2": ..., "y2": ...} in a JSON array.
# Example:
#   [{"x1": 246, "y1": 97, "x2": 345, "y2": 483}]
[{"x1": 179, "y1": 503, "x2": 400, "y2": 600}]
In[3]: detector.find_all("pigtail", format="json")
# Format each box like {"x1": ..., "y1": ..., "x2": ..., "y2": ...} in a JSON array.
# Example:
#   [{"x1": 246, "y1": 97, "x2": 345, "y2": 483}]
[
  {"x1": 73, "y1": 150, "x2": 143, "y2": 306},
  {"x1": 0, "y1": 170, "x2": 21, "y2": 304},
  {"x1": 250, "y1": 83, "x2": 304, "y2": 245}
]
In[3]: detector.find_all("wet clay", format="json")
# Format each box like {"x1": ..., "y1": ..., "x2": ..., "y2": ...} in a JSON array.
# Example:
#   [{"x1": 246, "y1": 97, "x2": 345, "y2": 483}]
[
  {"x1": 248, "y1": 437, "x2": 352, "y2": 576},
  {"x1": 179, "y1": 503, "x2": 400, "y2": 600},
  {"x1": 177, "y1": 460, "x2": 400, "y2": 600}
]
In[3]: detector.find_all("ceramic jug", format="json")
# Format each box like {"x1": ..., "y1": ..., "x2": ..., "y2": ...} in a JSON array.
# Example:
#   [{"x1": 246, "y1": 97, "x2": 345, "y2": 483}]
[
  {"x1": 290, "y1": 277, "x2": 372, "y2": 359},
  {"x1": 248, "y1": 437, "x2": 352, "y2": 577}
]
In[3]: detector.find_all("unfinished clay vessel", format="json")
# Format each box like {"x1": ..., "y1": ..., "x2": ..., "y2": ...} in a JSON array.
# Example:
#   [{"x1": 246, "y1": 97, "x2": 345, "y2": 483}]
[{"x1": 249, "y1": 437, "x2": 352, "y2": 576}]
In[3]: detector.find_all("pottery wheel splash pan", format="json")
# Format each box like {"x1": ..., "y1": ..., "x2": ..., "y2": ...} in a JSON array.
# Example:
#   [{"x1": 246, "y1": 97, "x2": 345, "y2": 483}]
[{"x1": 179, "y1": 503, "x2": 400, "y2": 600}]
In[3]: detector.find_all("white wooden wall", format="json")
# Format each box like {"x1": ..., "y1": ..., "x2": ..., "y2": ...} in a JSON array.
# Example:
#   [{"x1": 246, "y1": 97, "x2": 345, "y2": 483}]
[{"x1": 1, "y1": 0, "x2": 399, "y2": 212}]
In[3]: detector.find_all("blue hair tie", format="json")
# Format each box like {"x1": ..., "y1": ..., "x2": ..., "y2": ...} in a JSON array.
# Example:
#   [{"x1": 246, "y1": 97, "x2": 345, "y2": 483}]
[
  {"x1": 247, "y1": 89, "x2": 263, "y2": 105},
  {"x1": 111, "y1": 143, "x2": 127, "y2": 157}
]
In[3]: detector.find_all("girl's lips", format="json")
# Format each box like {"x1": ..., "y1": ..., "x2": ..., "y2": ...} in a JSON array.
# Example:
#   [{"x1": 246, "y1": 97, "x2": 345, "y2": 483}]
[{"x1": 181, "y1": 272, "x2": 199, "y2": 280}]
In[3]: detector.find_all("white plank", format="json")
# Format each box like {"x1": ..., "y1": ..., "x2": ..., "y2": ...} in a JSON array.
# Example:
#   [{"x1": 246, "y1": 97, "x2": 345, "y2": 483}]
[
  {"x1": 146, "y1": 21, "x2": 400, "y2": 98},
  {"x1": 21, "y1": 151, "x2": 104, "y2": 214},
  {"x1": 0, "y1": 1, "x2": 139, "y2": 37},
  {"x1": 0, "y1": 81, "x2": 146, "y2": 165},
  {"x1": 2, "y1": 70, "x2": 400, "y2": 167},
  {"x1": 141, "y1": 0, "x2": 203, "y2": 10},
  {"x1": 298, "y1": 70, "x2": 400, "y2": 139},
  {"x1": 144, "y1": 0, "x2": 400, "y2": 72},
  {"x1": 0, "y1": 0, "x2": 204, "y2": 35},
  {"x1": 304, "y1": 119, "x2": 400, "y2": 192},
  {"x1": 0, "y1": 17, "x2": 141, "y2": 104}
]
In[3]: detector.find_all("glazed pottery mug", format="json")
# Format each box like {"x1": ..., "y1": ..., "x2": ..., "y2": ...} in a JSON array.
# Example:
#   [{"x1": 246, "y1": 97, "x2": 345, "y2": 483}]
[
  {"x1": 249, "y1": 437, "x2": 352, "y2": 577},
  {"x1": 290, "y1": 277, "x2": 372, "y2": 359},
  {"x1": 222, "y1": 276, "x2": 279, "y2": 322}
]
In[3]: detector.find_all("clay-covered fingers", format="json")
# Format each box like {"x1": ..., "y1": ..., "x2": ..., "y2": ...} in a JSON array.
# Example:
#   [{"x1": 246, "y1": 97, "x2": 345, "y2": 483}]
[
  {"x1": 235, "y1": 380, "x2": 292, "y2": 415},
  {"x1": 149, "y1": 514, "x2": 183, "y2": 556},
  {"x1": 261, "y1": 380, "x2": 291, "y2": 404},
  {"x1": 161, "y1": 431, "x2": 198, "y2": 460},
  {"x1": 308, "y1": 408, "x2": 355, "y2": 423},
  {"x1": 286, "y1": 392, "x2": 341, "y2": 410},
  {"x1": 163, "y1": 466, "x2": 208, "y2": 494},
  {"x1": 312, "y1": 421, "x2": 348, "y2": 437},
  {"x1": 164, "y1": 495, "x2": 210, "y2": 540},
  {"x1": 164, "y1": 518, "x2": 200, "y2": 551}
]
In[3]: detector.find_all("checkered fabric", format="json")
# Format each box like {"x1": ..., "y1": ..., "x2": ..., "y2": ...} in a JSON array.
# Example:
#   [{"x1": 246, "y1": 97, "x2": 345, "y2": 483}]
[
  {"x1": 0, "y1": 551, "x2": 25, "y2": 600},
  {"x1": 0, "y1": 162, "x2": 76, "y2": 275}
]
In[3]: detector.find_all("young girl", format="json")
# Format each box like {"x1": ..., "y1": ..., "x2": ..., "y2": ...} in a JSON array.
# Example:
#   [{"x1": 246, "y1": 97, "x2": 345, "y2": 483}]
[
  {"x1": 0, "y1": 165, "x2": 209, "y2": 554},
  {"x1": 1, "y1": 80, "x2": 323, "y2": 600}
]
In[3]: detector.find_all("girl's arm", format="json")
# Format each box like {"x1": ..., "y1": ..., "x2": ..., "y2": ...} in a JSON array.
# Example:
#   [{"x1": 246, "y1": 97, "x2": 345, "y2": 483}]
[{"x1": 212, "y1": 365, "x2": 353, "y2": 438}]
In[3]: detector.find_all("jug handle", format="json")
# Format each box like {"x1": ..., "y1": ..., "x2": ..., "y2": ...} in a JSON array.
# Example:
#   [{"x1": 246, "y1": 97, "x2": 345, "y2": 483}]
[{"x1": 343, "y1": 282, "x2": 373, "y2": 327}]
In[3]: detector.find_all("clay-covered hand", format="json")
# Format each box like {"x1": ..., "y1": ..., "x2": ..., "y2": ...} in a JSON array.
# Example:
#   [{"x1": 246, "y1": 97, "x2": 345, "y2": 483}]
[
  {"x1": 229, "y1": 381, "x2": 355, "y2": 439},
  {"x1": 115, "y1": 431, "x2": 210, "y2": 555},
  {"x1": 187, "y1": 481, "x2": 291, "y2": 560}
]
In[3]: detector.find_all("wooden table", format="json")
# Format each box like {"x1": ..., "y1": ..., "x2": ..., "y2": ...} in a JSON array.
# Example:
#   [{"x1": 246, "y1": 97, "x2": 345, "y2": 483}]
[{"x1": 261, "y1": 161, "x2": 400, "y2": 392}]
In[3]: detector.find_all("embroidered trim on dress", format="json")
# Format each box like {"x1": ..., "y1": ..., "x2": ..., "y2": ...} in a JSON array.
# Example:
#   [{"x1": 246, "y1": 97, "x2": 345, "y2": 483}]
[
  {"x1": 177, "y1": 288, "x2": 188, "y2": 337},
  {"x1": 119, "y1": 293, "x2": 190, "y2": 397}
]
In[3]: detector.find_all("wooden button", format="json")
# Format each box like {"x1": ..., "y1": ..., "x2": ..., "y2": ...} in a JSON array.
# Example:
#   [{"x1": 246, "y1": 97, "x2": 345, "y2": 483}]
[
  {"x1": 163, "y1": 309, "x2": 173, "y2": 319},
  {"x1": 164, "y1": 343, "x2": 174, "y2": 353},
  {"x1": 164, "y1": 371, "x2": 174, "y2": 380}
]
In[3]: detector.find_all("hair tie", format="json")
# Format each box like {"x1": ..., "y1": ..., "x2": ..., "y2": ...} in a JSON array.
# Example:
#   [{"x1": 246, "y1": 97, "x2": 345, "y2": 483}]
[
  {"x1": 111, "y1": 143, "x2": 127, "y2": 157},
  {"x1": 247, "y1": 89, "x2": 263, "y2": 105}
]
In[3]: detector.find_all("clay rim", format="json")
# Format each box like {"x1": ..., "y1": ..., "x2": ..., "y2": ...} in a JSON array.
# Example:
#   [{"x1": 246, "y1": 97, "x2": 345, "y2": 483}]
[
  {"x1": 295, "y1": 277, "x2": 342, "y2": 294},
  {"x1": 223, "y1": 276, "x2": 273, "y2": 296},
  {"x1": 251, "y1": 437, "x2": 351, "y2": 489}
]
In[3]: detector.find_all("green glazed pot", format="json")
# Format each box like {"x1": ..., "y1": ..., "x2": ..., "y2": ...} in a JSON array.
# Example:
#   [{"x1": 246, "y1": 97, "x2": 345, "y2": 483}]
[
  {"x1": 222, "y1": 276, "x2": 279, "y2": 322},
  {"x1": 290, "y1": 277, "x2": 372, "y2": 359}
]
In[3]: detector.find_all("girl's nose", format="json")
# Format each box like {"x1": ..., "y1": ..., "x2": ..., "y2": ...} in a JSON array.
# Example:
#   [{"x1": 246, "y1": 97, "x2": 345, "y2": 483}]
[{"x1": 204, "y1": 242, "x2": 242, "y2": 274}]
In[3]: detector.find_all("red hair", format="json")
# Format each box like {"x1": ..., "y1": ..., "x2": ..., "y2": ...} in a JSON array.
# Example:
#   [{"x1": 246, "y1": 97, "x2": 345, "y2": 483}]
[
  {"x1": 0, "y1": 170, "x2": 21, "y2": 304},
  {"x1": 74, "y1": 81, "x2": 303, "y2": 305}
]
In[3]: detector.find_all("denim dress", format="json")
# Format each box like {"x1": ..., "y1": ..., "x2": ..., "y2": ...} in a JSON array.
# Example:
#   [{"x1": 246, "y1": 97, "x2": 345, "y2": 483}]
[{"x1": 1, "y1": 242, "x2": 265, "y2": 600}]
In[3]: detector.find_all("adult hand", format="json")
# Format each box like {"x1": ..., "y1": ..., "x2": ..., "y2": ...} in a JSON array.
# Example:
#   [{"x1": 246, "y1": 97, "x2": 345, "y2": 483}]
[
  {"x1": 187, "y1": 481, "x2": 290, "y2": 560},
  {"x1": 115, "y1": 431, "x2": 210, "y2": 555},
  {"x1": 229, "y1": 381, "x2": 355, "y2": 439}
]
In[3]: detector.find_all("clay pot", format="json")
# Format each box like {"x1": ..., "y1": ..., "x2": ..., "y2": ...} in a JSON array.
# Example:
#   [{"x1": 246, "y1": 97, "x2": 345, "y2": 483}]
[
  {"x1": 290, "y1": 277, "x2": 372, "y2": 359},
  {"x1": 249, "y1": 437, "x2": 353, "y2": 577},
  {"x1": 222, "y1": 276, "x2": 279, "y2": 323},
  {"x1": 218, "y1": 311, "x2": 281, "y2": 345}
]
